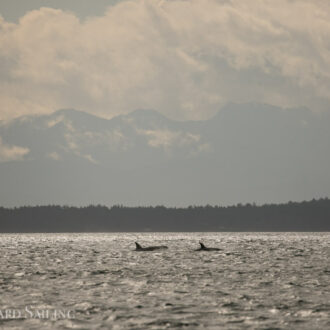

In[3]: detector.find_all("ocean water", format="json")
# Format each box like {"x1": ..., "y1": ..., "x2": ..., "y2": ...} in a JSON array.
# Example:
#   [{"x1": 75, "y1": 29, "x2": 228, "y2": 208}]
[{"x1": 0, "y1": 233, "x2": 329, "y2": 329}]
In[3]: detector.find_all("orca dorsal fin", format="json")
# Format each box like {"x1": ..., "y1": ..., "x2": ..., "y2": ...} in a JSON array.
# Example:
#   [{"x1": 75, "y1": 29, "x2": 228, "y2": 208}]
[
  {"x1": 135, "y1": 242, "x2": 142, "y2": 250},
  {"x1": 200, "y1": 242, "x2": 206, "y2": 250}
]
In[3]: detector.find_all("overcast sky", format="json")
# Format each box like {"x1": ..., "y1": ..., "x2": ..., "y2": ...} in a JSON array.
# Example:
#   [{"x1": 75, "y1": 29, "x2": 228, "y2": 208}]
[{"x1": 0, "y1": 0, "x2": 330, "y2": 121}]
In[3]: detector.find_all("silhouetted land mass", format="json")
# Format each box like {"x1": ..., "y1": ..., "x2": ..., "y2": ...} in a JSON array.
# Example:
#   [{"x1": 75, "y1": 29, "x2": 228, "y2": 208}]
[{"x1": 0, "y1": 198, "x2": 329, "y2": 232}]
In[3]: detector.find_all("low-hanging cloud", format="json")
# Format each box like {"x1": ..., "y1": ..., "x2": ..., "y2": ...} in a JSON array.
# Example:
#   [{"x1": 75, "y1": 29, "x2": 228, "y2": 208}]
[
  {"x1": 138, "y1": 128, "x2": 207, "y2": 154},
  {"x1": 0, "y1": 137, "x2": 29, "y2": 162},
  {"x1": 0, "y1": 0, "x2": 330, "y2": 121}
]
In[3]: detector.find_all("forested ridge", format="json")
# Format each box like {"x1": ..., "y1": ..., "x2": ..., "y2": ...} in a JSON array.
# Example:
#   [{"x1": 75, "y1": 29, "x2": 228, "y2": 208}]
[{"x1": 0, "y1": 198, "x2": 329, "y2": 232}]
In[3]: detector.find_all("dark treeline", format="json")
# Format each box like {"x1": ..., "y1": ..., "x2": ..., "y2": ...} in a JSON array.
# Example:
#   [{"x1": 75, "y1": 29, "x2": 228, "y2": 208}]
[{"x1": 0, "y1": 198, "x2": 329, "y2": 232}]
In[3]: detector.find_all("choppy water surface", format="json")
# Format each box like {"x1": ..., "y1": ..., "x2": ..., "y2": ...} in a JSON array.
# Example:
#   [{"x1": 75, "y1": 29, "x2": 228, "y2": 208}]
[{"x1": 0, "y1": 233, "x2": 329, "y2": 329}]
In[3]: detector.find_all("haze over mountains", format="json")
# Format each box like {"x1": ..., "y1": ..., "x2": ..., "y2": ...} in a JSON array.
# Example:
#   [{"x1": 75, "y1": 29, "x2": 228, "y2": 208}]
[{"x1": 1, "y1": 103, "x2": 330, "y2": 207}]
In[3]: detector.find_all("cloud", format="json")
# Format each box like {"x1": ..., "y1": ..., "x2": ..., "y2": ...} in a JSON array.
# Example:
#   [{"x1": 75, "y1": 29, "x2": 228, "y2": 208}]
[
  {"x1": 1, "y1": 0, "x2": 330, "y2": 121},
  {"x1": 138, "y1": 128, "x2": 209, "y2": 155},
  {"x1": 142, "y1": 130, "x2": 199, "y2": 148},
  {"x1": 0, "y1": 137, "x2": 29, "y2": 162},
  {"x1": 47, "y1": 151, "x2": 61, "y2": 160},
  {"x1": 47, "y1": 115, "x2": 65, "y2": 128},
  {"x1": 62, "y1": 119, "x2": 129, "y2": 152}
]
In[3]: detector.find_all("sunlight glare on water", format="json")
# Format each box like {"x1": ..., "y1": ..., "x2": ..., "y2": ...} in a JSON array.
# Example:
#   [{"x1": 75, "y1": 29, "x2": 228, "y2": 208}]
[{"x1": 0, "y1": 233, "x2": 329, "y2": 329}]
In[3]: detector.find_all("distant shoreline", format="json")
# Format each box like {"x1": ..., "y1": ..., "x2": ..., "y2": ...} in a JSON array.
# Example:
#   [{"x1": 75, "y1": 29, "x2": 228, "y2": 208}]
[
  {"x1": 1, "y1": 198, "x2": 329, "y2": 233},
  {"x1": 0, "y1": 231, "x2": 329, "y2": 234}
]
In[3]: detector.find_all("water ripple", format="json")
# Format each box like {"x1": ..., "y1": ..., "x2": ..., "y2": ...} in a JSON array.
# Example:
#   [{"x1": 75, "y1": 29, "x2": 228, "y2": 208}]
[{"x1": 0, "y1": 233, "x2": 329, "y2": 329}]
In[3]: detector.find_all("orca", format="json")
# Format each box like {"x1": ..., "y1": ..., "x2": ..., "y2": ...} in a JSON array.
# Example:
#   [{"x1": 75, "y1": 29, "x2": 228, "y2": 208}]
[
  {"x1": 196, "y1": 242, "x2": 221, "y2": 251},
  {"x1": 135, "y1": 242, "x2": 168, "y2": 251}
]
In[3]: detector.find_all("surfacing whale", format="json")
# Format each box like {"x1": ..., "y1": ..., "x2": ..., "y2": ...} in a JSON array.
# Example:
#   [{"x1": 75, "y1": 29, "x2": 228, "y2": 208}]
[
  {"x1": 135, "y1": 242, "x2": 168, "y2": 251},
  {"x1": 196, "y1": 242, "x2": 221, "y2": 251}
]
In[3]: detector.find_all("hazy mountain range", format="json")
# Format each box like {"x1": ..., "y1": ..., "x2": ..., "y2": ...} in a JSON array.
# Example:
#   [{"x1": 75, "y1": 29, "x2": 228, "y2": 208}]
[{"x1": 1, "y1": 103, "x2": 330, "y2": 207}]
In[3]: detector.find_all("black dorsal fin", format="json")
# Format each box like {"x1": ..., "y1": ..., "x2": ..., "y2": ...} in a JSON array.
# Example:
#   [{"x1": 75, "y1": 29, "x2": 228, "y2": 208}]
[
  {"x1": 135, "y1": 242, "x2": 142, "y2": 250},
  {"x1": 200, "y1": 242, "x2": 206, "y2": 249}
]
